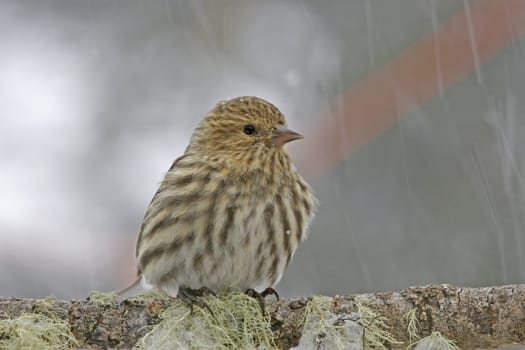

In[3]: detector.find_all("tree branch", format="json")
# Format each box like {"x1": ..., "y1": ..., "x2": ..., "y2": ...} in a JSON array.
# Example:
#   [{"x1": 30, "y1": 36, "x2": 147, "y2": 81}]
[{"x1": 0, "y1": 284, "x2": 523, "y2": 349}]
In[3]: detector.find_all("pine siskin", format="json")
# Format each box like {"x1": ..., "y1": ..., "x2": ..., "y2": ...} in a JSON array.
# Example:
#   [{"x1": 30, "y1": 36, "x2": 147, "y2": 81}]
[{"x1": 129, "y1": 96, "x2": 315, "y2": 306}]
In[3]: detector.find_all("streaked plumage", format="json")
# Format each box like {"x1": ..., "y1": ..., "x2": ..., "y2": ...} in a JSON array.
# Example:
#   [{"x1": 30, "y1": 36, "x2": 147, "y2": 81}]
[{"x1": 134, "y1": 96, "x2": 315, "y2": 297}]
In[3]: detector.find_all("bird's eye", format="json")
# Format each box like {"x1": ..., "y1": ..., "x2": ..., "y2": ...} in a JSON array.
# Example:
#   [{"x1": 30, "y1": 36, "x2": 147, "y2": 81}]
[{"x1": 243, "y1": 125, "x2": 256, "y2": 135}]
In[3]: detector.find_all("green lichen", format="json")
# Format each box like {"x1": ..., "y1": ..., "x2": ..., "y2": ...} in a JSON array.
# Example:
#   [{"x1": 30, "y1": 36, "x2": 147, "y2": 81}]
[
  {"x1": 295, "y1": 296, "x2": 401, "y2": 349},
  {"x1": 354, "y1": 296, "x2": 401, "y2": 349},
  {"x1": 0, "y1": 313, "x2": 78, "y2": 350},
  {"x1": 32, "y1": 297, "x2": 57, "y2": 318},
  {"x1": 401, "y1": 310, "x2": 458, "y2": 350},
  {"x1": 403, "y1": 308, "x2": 421, "y2": 347},
  {"x1": 135, "y1": 292, "x2": 276, "y2": 349},
  {"x1": 87, "y1": 291, "x2": 119, "y2": 306},
  {"x1": 411, "y1": 331, "x2": 459, "y2": 350},
  {"x1": 126, "y1": 289, "x2": 171, "y2": 303},
  {"x1": 300, "y1": 295, "x2": 354, "y2": 348}
]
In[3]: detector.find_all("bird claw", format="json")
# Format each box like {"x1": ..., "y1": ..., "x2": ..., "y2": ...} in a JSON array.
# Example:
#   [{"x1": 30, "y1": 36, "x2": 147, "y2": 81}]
[
  {"x1": 178, "y1": 286, "x2": 215, "y2": 317},
  {"x1": 245, "y1": 287, "x2": 279, "y2": 314},
  {"x1": 261, "y1": 287, "x2": 279, "y2": 300}
]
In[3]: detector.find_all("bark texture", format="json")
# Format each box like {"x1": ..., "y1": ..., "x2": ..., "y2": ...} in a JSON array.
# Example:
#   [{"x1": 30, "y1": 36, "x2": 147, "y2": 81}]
[{"x1": 0, "y1": 284, "x2": 523, "y2": 349}]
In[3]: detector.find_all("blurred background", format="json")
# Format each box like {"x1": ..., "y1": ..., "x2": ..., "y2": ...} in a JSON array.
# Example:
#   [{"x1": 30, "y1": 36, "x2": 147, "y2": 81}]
[{"x1": 1, "y1": 0, "x2": 525, "y2": 299}]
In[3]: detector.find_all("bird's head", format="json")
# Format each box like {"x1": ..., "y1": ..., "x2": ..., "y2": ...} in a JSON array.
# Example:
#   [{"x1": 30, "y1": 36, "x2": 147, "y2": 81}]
[{"x1": 186, "y1": 96, "x2": 303, "y2": 172}]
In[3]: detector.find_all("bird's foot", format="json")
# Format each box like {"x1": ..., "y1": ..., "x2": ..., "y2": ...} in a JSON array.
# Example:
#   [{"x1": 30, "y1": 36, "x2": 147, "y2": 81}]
[
  {"x1": 261, "y1": 287, "x2": 279, "y2": 300},
  {"x1": 245, "y1": 287, "x2": 279, "y2": 314},
  {"x1": 178, "y1": 286, "x2": 216, "y2": 316}
]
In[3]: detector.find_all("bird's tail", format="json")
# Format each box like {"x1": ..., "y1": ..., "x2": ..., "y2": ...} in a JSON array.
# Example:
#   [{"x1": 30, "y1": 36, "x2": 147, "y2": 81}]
[{"x1": 116, "y1": 276, "x2": 142, "y2": 295}]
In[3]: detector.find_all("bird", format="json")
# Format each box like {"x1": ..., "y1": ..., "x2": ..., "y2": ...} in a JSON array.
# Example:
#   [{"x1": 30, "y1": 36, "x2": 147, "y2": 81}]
[{"x1": 121, "y1": 96, "x2": 315, "y2": 311}]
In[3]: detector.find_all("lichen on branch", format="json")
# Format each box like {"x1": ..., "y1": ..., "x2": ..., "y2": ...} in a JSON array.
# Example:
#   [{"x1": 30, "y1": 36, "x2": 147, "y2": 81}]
[{"x1": 0, "y1": 284, "x2": 523, "y2": 349}]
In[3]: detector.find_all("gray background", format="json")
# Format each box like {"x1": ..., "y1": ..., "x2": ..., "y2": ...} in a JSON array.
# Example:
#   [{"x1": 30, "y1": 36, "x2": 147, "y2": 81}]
[{"x1": 1, "y1": 0, "x2": 524, "y2": 299}]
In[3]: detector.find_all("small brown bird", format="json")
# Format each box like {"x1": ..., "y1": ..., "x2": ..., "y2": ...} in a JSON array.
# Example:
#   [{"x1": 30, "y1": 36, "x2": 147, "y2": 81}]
[{"x1": 126, "y1": 96, "x2": 315, "y2": 308}]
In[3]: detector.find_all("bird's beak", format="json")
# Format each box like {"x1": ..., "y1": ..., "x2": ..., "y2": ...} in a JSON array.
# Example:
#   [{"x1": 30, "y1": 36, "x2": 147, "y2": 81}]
[{"x1": 271, "y1": 126, "x2": 303, "y2": 147}]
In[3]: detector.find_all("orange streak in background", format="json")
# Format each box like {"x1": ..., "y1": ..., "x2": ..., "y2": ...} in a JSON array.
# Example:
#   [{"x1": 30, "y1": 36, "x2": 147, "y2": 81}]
[{"x1": 296, "y1": 0, "x2": 525, "y2": 179}]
